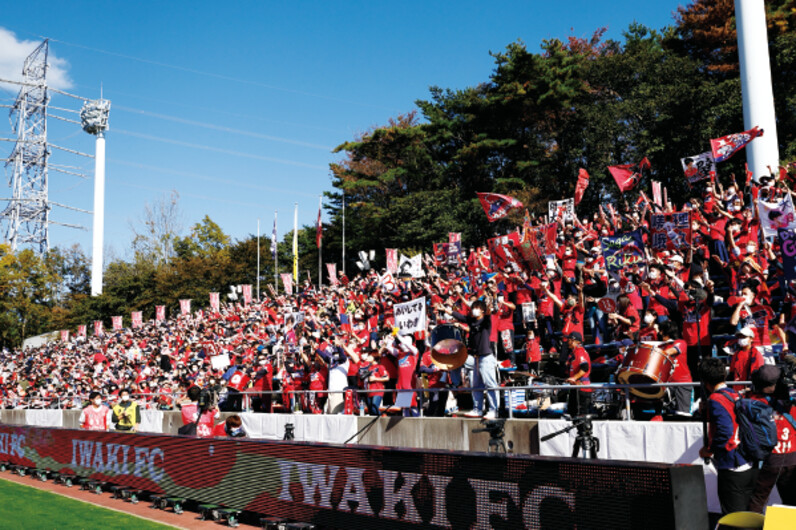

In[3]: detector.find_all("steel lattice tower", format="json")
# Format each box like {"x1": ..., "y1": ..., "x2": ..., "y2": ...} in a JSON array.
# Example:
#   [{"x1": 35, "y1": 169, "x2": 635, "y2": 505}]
[{"x1": 2, "y1": 40, "x2": 50, "y2": 253}]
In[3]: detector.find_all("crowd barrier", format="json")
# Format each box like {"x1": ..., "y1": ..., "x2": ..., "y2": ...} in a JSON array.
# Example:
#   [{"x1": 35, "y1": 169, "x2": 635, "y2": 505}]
[{"x1": 0, "y1": 424, "x2": 708, "y2": 529}]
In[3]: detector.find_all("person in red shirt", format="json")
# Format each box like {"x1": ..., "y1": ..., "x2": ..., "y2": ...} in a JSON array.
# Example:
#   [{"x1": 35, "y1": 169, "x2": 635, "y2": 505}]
[
  {"x1": 363, "y1": 350, "x2": 389, "y2": 416},
  {"x1": 731, "y1": 285, "x2": 775, "y2": 357},
  {"x1": 212, "y1": 414, "x2": 246, "y2": 438},
  {"x1": 607, "y1": 294, "x2": 639, "y2": 341},
  {"x1": 726, "y1": 327, "x2": 765, "y2": 386},
  {"x1": 658, "y1": 320, "x2": 692, "y2": 416},
  {"x1": 748, "y1": 366, "x2": 796, "y2": 512},
  {"x1": 79, "y1": 391, "x2": 112, "y2": 431},
  {"x1": 565, "y1": 332, "x2": 592, "y2": 416}
]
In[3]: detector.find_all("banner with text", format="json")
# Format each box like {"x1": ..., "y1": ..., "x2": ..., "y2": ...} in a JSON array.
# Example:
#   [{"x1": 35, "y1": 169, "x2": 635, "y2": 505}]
[{"x1": 394, "y1": 296, "x2": 426, "y2": 336}]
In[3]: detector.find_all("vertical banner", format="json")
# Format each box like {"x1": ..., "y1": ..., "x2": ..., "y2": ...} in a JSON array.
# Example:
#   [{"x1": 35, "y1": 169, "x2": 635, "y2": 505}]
[
  {"x1": 93, "y1": 320, "x2": 103, "y2": 336},
  {"x1": 394, "y1": 296, "x2": 426, "y2": 335},
  {"x1": 281, "y1": 273, "x2": 294, "y2": 296},
  {"x1": 112, "y1": 316, "x2": 123, "y2": 330},
  {"x1": 60, "y1": 330, "x2": 69, "y2": 342},
  {"x1": 680, "y1": 152, "x2": 715, "y2": 186},
  {"x1": 209, "y1": 292, "x2": 220, "y2": 312},
  {"x1": 380, "y1": 272, "x2": 397, "y2": 293},
  {"x1": 77, "y1": 325, "x2": 86, "y2": 338},
  {"x1": 448, "y1": 232, "x2": 462, "y2": 265},
  {"x1": 600, "y1": 229, "x2": 647, "y2": 280},
  {"x1": 131, "y1": 311, "x2": 143, "y2": 328},
  {"x1": 652, "y1": 181, "x2": 663, "y2": 207},
  {"x1": 385, "y1": 248, "x2": 398, "y2": 274},
  {"x1": 155, "y1": 305, "x2": 166, "y2": 322},
  {"x1": 779, "y1": 229, "x2": 796, "y2": 282},
  {"x1": 650, "y1": 212, "x2": 692, "y2": 250},
  {"x1": 179, "y1": 299, "x2": 191, "y2": 316},
  {"x1": 326, "y1": 263, "x2": 338, "y2": 285},
  {"x1": 242, "y1": 284, "x2": 252, "y2": 306}
]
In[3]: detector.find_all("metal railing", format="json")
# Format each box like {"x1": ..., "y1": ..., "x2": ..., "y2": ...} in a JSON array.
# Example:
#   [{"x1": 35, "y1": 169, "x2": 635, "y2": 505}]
[{"x1": 2, "y1": 381, "x2": 754, "y2": 421}]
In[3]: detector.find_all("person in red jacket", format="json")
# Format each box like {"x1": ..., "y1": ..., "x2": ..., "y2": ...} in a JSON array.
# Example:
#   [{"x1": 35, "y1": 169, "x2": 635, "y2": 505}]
[
  {"x1": 565, "y1": 332, "x2": 592, "y2": 416},
  {"x1": 726, "y1": 327, "x2": 765, "y2": 386},
  {"x1": 212, "y1": 414, "x2": 246, "y2": 438}
]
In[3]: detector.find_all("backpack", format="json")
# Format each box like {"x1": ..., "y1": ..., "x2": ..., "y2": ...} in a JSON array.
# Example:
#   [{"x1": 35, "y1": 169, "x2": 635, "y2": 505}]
[{"x1": 733, "y1": 396, "x2": 777, "y2": 461}]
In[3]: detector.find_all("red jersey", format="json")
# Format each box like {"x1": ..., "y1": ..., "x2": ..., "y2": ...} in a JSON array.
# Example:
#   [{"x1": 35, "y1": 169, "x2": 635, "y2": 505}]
[
  {"x1": 667, "y1": 339, "x2": 691, "y2": 383},
  {"x1": 728, "y1": 345, "x2": 765, "y2": 382},
  {"x1": 567, "y1": 346, "x2": 592, "y2": 392},
  {"x1": 395, "y1": 349, "x2": 418, "y2": 407},
  {"x1": 80, "y1": 405, "x2": 111, "y2": 431}
]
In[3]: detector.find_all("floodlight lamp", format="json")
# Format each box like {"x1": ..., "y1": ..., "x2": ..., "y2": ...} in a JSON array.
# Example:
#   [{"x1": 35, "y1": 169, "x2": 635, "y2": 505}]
[{"x1": 80, "y1": 99, "x2": 111, "y2": 135}]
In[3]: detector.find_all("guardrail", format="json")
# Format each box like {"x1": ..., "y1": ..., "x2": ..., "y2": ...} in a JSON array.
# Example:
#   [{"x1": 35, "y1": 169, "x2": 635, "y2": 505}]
[{"x1": 3, "y1": 380, "x2": 754, "y2": 420}]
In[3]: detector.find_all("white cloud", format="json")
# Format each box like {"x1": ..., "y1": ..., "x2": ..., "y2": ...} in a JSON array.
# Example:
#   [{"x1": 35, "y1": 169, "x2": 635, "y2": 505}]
[{"x1": 0, "y1": 27, "x2": 72, "y2": 93}]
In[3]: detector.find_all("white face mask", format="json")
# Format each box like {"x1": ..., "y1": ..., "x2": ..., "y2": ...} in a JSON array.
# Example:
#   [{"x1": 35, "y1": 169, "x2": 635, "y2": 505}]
[
  {"x1": 649, "y1": 270, "x2": 659, "y2": 280},
  {"x1": 738, "y1": 337, "x2": 750, "y2": 347},
  {"x1": 644, "y1": 315, "x2": 655, "y2": 325},
  {"x1": 471, "y1": 309, "x2": 482, "y2": 318},
  {"x1": 746, "y1": 245, "x2": 756, "y2": 254},
  {"x1": 93, "y1": 399, "x2": 102, "y2": 406}
]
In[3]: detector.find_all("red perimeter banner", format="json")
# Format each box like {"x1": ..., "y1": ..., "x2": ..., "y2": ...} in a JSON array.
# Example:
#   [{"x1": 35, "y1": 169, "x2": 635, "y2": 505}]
[{"x1": 0, "y1": 425, "x2": 705, "y2": 529}]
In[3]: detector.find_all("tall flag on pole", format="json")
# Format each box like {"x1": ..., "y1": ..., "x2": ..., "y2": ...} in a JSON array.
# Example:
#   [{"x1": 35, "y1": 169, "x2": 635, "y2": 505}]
[
  {"x1": 281, "y1": 273, "x2": 294, "y2": 295},
  {"x1": 293, "y1": 203, "x2": 298, "y2": 282},
  {"x1": 155, "y1": 305, "x2": 165, "y2": 322},
  {"x1": 710, "y1": 126, "x2": 763, "y2": 163},
  {"x1": 574, "y1": 168, "x2": 589, "y2": 206},
  {"x1": 131, "y1": 311, "x2": 143, "y2": 328},
  {"x1": 271, "y1": 211, "x2": 278, "y2": 260},
  {"x1": 316, "y1": 198, "x2": 323, "y2": 248},
  {"x1": 607, "y1": 157, "x2": 650, "y2": 193},
  {"x1": 476, "y1": 192, "x2": 523, "y2": 222}
]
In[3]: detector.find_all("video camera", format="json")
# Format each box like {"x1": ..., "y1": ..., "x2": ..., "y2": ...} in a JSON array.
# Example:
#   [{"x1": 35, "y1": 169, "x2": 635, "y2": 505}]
[{"x1": 472, "y1": 418, "x2": 506, "y2": 437}]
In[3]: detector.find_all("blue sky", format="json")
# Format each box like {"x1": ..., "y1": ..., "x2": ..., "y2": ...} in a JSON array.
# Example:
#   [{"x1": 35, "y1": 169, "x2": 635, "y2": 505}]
[{"x1": 0, "y1": 1, "x2": 685, "y2": 259}]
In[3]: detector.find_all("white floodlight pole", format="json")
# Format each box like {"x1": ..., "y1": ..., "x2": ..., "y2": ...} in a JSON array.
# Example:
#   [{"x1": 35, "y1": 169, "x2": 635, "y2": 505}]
[
  {"x1": 90, "y1": 130, "x2": 106, "y2": 296},
  {"x1": 735, "y1": 0, "x2": 779, "y2": 180},
  {"x1": 81, "y1": 96, "x2": 111, "y2": 296}
]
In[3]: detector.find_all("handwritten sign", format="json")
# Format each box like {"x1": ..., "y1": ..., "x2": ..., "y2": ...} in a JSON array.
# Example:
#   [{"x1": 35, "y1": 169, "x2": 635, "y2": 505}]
[
  {"x1": 394, "y1": 296, "x2": 426, "y2": 336},
  {"x1": 650, "y1": 212, "x2": 691, "y2": 250},
  {"x1": 600, "y1": 229, "x2": 647, "y2": 280}
]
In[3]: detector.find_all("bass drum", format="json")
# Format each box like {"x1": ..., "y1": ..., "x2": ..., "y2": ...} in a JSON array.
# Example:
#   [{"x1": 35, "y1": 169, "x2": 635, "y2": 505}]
[
  {"x1": 429, "y1": 324, "x2": 468, "y2": 370},
  {"x1": 616, "y1": 342, "x2": 674, "y2": 399}
]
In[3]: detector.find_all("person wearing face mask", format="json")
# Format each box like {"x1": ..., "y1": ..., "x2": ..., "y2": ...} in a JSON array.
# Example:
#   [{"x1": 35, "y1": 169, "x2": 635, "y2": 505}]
[
  {"x1": 638, "y1": 312, "x2": 659, "y2": 342},
  {"x1": 440, "y1": 300, "x2": 498, "y2": 419},
  {"x1": 726, "y1": 327, "x2": 765, "y2": 385},
  {"x1": 112, "y1": 388, "x2": 141, "y2": 432},
  {"x1": 79, "y1": 391, "x2": 112, "y2": 431},
  {"x1": 730, "y1": 285, "x2": 775, "y2": 355}
]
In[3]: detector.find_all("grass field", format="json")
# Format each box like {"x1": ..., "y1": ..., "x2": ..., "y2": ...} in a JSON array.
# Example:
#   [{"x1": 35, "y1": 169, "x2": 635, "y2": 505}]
[{"x1": 0, "y1": 478, "x2": 172, "y2": 529}]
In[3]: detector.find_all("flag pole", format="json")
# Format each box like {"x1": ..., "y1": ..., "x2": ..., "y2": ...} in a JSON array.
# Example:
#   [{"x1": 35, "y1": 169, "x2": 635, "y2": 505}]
[
  {"x1": 318, "y1": 194, "x2": 323, "y2": 290},
  {"x1": 256, "y1": 218, "x2": 260, "y2": 301},
  {"x1": 293, "y1": 202, "x2": 298, "y2": 284},
  {"x1": 342, "y1": 192, "x2": 346, "y2": 275},
  {"x1": 273, "y1": 210, "x2": 278, "y2": 289}
]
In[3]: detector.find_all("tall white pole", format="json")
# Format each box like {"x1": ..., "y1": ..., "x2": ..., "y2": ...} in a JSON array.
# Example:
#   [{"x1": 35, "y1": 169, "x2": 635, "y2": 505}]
[
  {"x1": 318, "y1": 195, "x2": 322, "y2": 290},
  {"x1": 293, "y1": 202, "x2": 298, "y2": 283},
  {"x1": 90, "y1": 131, "x2": 105, "y2": 296},
  {"x1": 735, "y1": 0, "x2": 779, "y2": 180},
  {"x1": 342, "y1": 193, "x2": 346, "y2": 276},
  {"x1": 256, "y1": 218, "x2": 260, "y2": 301}
]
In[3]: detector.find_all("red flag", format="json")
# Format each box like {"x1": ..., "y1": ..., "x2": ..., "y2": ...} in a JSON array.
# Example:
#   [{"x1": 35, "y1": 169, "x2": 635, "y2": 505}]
[
  {"x1": 242, "y1": 284, "x2": 252, "y2": 305},
  {"x1": 476, "y1": 192, "x2": 523, "y2": 222},
  {"x1": 711, "y1": 126, "x2": 763, "y2": 163},
  {"x1": 574, "y1": 168, "x2": 590, "y2": 206},
  {"x1": 179, "y1": 299, "x2": 191, "y2": 315},
  {"x1": 77, "y1": 325, "x2": 87, "y2": 337},
  {"x1": 60, "y1": 330, "x2": 69, "y2": 342},
  {"x1": 326, "y1": 263, "x2": 338, "y2": 285},
  {"x1": 93, "y1": 320, "x2": 103, "y2": 336},
  {"x1": 607, "y1": 157, "x2": 650, "y2": 193},
  {"x1": 131, "y1": 311, "x2": 143, "y2": 328},
  {"x1": 280, "y1": 273, "x2": 293, "y2": 295},
  {"x1": 112, "y1": 316, "x2": 123, "y2": 330},
  {"x1": 209, "y1": 292, "x2": 220, "y2": 312},
  {"x1": 155, "y1": 305, "x2": 166, "y2": 322}
]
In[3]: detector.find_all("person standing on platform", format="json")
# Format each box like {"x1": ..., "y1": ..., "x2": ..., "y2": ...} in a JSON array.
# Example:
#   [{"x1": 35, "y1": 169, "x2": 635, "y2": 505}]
[
  {"x1": 564, "y1": 332, "x2": 592, "y2": 416},
  {"x1": 699, "y1": 358, "x2": 758, "y2": 514}
]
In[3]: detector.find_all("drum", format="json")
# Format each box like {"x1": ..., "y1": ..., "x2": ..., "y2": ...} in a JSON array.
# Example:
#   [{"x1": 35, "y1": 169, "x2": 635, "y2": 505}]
[
  {"x1": 616, "y1": 342, "x2": 674, "y2": 399},
  {"x1": 429, "y1": 324, "x2": 468, "y2": 370}
]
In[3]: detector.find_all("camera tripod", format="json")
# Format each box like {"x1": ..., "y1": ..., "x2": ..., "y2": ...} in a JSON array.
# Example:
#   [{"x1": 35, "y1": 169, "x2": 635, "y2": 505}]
[
  {"x1": 540, "y1": 414, "x2": 600, "y2": 459},
  {"x1": 472, "y1": 419, "x2": 513, "y2": 454}
]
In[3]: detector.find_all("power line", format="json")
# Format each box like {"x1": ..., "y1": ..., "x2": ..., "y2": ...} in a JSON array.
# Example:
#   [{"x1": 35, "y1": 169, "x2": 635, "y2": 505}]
[
  {"x1": 108, "y1": 158, "x2": 320, "y2": 199},
  {"x1": 43, "y1": 36, "x2": 399, "y2": 112},
  {"x1": 112, "y1": 129, "x2": 327, "y2": 170},
  {"x1": 113, "y1": 104, "x2": 332, "y2": 151}
]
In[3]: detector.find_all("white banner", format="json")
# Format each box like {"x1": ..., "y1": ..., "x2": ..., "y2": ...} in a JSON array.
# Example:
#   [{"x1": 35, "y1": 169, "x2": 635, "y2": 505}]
[
  {"x1": 209, "y1": 292, "x2": 220, "y2": 312},
  {"x1": 681, "y1": 151, "x2": 715, "y2": 185},
  {"x1": 758, "y1": 193, "x2": 796, "y2": 238},
  {"x1": 179, "y1": 299, "x2": 191, "y2": 315},
  {"x1": 398, "y1": 254, "x2": 424, "y2": 278},
  {"x1": 548, "y1": 198, "x2": 575, "y2": 223},
  {"x1": 394, "y1": 296, "x2": 426, "y2": 336},
  {"x1": 380, "y1": 272, "x2": 397, "y2": 292},
  {"x1": 210, "y1": 353, "x2": 231, "y2": 371}
]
